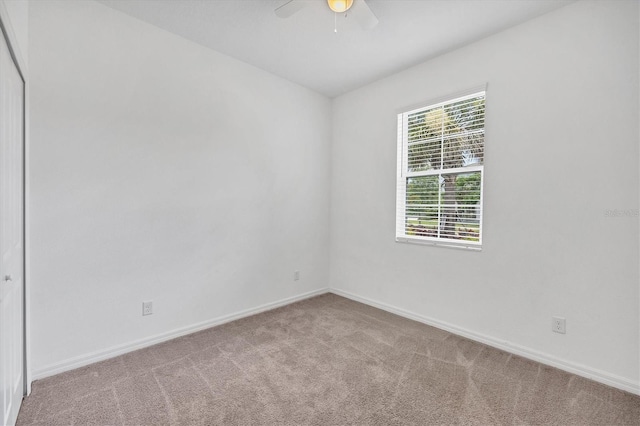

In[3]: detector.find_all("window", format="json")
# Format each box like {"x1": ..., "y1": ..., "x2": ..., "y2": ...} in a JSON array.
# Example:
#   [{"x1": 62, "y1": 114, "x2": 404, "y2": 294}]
[{"x1": 396, "y1": 89, "x2": 485, "y2": 249}]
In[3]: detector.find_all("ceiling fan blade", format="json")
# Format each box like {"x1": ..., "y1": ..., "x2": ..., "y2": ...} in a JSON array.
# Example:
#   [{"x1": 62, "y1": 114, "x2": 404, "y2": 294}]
[
  {"x1": 275, "y1": 0, "x2": 308, "y2": 18},
  {"x1": 350, "y1": 0, "x2": 379, "y2": 30}
]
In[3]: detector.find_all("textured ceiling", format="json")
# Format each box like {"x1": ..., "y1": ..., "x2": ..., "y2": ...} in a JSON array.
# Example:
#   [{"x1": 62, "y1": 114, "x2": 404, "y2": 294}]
[{"x1": 96, "y1": 0, "x2": 574, "y2": 98}]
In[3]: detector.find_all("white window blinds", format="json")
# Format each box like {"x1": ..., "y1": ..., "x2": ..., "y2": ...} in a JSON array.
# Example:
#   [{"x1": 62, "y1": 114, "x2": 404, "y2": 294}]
[{"x1": 396, "y1": 90, "x2": 486, "y2": 249}]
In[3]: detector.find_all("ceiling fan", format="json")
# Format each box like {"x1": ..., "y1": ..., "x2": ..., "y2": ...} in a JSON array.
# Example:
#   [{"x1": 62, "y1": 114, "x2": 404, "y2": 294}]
[{"x1": 275, "y1": 0, "x2": 379, "y2": 30}]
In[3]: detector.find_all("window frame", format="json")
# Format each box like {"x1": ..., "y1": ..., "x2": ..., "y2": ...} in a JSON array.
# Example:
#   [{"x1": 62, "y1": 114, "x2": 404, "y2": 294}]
[{"x1": 396, "y1": 88, "x2": 486, "y2": 251}]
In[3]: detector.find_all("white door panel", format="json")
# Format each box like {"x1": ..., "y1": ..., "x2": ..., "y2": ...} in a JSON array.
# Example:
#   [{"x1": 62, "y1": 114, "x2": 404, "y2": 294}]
[{"x1": 0, "y1": 24, "x2": 24, "y2": 426}]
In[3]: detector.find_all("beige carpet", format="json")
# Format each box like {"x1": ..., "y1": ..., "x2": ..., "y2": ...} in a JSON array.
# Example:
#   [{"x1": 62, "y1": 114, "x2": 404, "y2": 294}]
[{"x1": 17, "y1": 293, "x2": 640, "y2": 425}]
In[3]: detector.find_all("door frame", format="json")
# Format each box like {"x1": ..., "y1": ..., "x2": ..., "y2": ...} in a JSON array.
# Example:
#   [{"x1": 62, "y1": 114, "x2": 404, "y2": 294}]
[{"x1": 0, "y1": 0, "x2": 29, "y2": 399}]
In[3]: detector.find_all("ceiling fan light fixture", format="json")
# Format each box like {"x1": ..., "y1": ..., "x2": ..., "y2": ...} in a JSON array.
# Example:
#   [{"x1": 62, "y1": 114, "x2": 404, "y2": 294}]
[{"x1": 327, "y1": 0, "x2": 354, "y2": 13}]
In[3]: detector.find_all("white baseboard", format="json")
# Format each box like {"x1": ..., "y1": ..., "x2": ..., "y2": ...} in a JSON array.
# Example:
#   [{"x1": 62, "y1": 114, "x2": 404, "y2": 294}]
[
  {"x1": 330, "y1": 288, "x2": 640, "y2": 396},
  {"x1": 32, "y1": 287, "x2": 329, "y2": 381}
]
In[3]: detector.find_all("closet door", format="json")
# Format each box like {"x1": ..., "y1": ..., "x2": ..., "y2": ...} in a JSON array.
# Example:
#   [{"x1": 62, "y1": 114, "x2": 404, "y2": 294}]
[{"x1": 0, "y1": 23, "x2": 24, "y2": 426}]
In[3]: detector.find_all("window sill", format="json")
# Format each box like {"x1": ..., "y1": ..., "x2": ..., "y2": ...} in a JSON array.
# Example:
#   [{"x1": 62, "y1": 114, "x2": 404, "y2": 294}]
[{"x1": 395, "y1": 236, "x2": 482, "y2": 251}]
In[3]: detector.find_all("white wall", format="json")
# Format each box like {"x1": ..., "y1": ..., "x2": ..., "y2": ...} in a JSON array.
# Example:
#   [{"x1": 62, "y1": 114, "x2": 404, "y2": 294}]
[
  {"x1": 29, "y1": 0, "x2": 331, "y2": 375},
  {"x1": 330, "y1": 0, "x2": 639, "y2": 392}
]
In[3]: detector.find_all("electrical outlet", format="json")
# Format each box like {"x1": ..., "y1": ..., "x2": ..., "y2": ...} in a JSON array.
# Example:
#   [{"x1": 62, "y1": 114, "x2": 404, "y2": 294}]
[
  {"x1": 142, "y1": 301, "x2": 153, "y2": 316},
  {"x1": 294, "y1": 270, "x2": 300, "y2": 281},
  {"x1": 552, "y1": 316, "x2": 565, "y2": 334}
]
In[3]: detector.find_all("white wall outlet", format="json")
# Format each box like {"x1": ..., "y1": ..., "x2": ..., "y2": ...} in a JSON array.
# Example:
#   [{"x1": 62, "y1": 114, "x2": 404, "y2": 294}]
[
  {"x1": 294, "y1": 270, "x2": 300, "y2": 281},
  {"x1": 552, "y1": 316, "x2": 565, "y2": 334},
  {"x1": 142, "y1": 301, "x2": 153, "y2": 316}
]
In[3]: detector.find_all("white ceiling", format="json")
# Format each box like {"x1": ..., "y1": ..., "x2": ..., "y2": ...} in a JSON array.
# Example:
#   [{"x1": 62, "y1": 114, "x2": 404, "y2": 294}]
[{"x1": 96, "y1": 0, "x2": 574, "y2": 98}]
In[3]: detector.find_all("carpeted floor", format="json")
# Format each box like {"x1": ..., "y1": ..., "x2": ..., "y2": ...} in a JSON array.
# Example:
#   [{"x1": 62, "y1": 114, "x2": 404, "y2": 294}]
[{"x1": 16, "y1": 293, "x2": 640, "y2": 425}]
